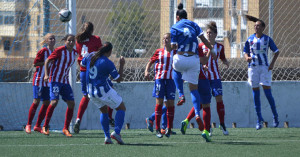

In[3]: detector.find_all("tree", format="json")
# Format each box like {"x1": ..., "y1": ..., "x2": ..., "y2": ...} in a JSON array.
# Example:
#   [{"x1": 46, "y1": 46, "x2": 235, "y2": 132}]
[{"x1": 107, "y1": 1, "x2": 149, "y2": 57}]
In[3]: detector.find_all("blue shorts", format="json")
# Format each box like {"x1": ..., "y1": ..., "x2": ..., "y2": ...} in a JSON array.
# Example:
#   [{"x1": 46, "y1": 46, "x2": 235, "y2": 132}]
[
  {"x1": 198, "y1": 79, "x2": 212, "y2": 104},
  {"x1": 80, "y1": 71, "x2": 88, "y2": 95},
  {"x1": 210, "y1": 79, "x2": 223, "y2": 97},
  {"x1": 50, "y1": 82, "x2": 74, "y2": 101},
  {"x1": 33, "y1": 86, "x2": 50, "y2": 101},
  {"x1": 152, "y1": 79, "x2": 176, "y2": 100}
]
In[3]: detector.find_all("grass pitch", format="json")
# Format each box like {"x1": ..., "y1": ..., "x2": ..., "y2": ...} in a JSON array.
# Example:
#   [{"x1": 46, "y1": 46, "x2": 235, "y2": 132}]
[{"x1": 1, "y1": 128, "x2": 300, "y2": 157}]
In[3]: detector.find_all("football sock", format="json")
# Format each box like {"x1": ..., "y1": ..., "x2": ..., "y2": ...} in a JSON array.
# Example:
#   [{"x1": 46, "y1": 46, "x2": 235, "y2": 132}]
[
  {"x1": 217, "y1": 101, "x2": 225, "y2": 124},
  {"x1": 196, "y1": 116, "x2": 204, "y2": 131},
  {"x1": 149, "y1": 112, "x2": 155, "y2": 122},
  {"x1": 76, "y1": 97, "x2": 89, "y2": 120},
  {"x1": 44, "y1": 104, "x2": 56, "y2": 127},
  {"x1": 263, "y1": 88, "x2": 278, "y2": 118},
  {"x1": 253, "y1": 89, "x2": 263, "y2": 121},
  {"x1": 161, "y1": 106, "x2": 167, "y2": 129},
  {"x1": 35, "y1": 104, "x2": 48, "y2": 127},
  {"x1": 107, "y1": 106, "x2": 113, "y2": 120},
  {"x1": 203, "y1": 107, "x2": 211, "y2": 131},
  {"x1": 114, "y1": 110, "x2": 125, "y2": 134},
  {"x1": 27, "y1": 103, "x2": 38, "y2": 125},
  {"x1": 167, "y1": 106, "x2": 175, "y2": 129},
  {"x1": 190, "y1": 90, "x2": 201, "y2": 116},
  {"x1": 155, "y1": 104, "x2": 163, "y2": 130},
  {"x1": 173, "y1": 70, "x2": 184, "y2": 97},
  {"x1": 187, "y1": 107, "x2": 195, "y2": 121},
  {"x1": 100, "y1": 113, "x2": 110, "y2": 138},
  {"x1": 64, "y1": 107, "x2": 74, "y2": 130}
]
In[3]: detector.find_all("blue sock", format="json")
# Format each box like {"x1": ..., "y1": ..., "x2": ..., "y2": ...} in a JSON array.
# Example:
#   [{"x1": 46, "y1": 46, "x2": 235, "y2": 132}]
[
  {"x1": 149, "y1": 112, "x2": 155, "y2": 121},
  {"x1": 253, "y1": 89, "x2": 263, "y2": 122},
  {"x1": 100, "y1": 113, "x2": 110, "y2": 138},
  {"x1": 161, "y1": 106, "x2": 167, "y2": 129},
  {"x1": 190, "y1": 90, "x2": 201, "y2": 116},
  {"x1": 173, "y1": 70, "x2": 184, "y2": 97},
  {"x1": 263, "y1": 88, "x2": 278, "y2": 118},
  {"x1": 114, "y1": 110, "x2": 125, "y2": 134}
]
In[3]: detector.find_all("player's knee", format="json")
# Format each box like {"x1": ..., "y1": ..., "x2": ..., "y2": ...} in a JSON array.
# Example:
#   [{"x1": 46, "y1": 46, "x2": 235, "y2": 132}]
[
  {"x1": 202, "y1": 103, "x2": 210, "y2": 108},
  {"x1": 33, "y1": 99, "x2": 40, "y2": 105}
]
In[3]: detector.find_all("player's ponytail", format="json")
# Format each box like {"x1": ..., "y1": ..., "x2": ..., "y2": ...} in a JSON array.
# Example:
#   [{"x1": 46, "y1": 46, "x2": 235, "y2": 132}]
[
  {"x1": 40, "y1": 33, "x2": 54, "y2": 46},
  {"x1": 206, "y1": 21, "x2": 217, "y2": 34},
  {"x1": 245, "y1": 15, "x2": 265, "y2": 28},
  {"x1": 176, "y1": 3, "x2": 187, "y2": 19},
  {"x1": 76, "y1": 22, "x2": 94, "y2": 43},
  {"x1": 90, "y1": 42, "x2": 113, "y2": 67}
]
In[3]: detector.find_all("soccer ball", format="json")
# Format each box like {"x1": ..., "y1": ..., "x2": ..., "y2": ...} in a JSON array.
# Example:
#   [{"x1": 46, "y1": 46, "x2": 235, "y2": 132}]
[{"x1": 59, "y1": 9, "x2": 72, "y2": 22}]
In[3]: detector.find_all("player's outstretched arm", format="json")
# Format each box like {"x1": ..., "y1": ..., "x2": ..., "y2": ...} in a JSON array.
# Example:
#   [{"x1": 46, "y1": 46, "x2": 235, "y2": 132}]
[
  {"x1": 144, "y1": 61, "x2": 154, "y2": 81},
  {"x1": 268, "y1": 51, "x2": 280, "y2": 71},
  {"x1": 115, "y1": 56, "x2": 125, "y2": 83},
  {"x1": 43, "y1": 58, "x2": 54, "y2": 83},
  {"x1": 199, "y1": 35, "x2": 217, "y2": 60}
]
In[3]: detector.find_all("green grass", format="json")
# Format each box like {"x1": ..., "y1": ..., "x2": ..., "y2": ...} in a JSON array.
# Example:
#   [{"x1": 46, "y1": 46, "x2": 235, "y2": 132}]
[{"x1": 1, "y1": 128, "x2": 300, "y2": 157}]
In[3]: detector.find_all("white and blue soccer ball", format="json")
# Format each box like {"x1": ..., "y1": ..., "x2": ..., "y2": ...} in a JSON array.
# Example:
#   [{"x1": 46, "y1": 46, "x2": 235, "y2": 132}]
[{"x1": 59, "y1": 8, "x2": 72, "y2": 22}]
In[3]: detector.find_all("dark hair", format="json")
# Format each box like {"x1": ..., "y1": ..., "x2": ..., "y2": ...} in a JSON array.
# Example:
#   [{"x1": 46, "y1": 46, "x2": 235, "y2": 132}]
[
  {"x1": 61, "y1": 34, "x2": 75, "y2": 42},
  {"x1": 176, "y1": 3, "x2": 187, "y2": 19},
  {"x1": 245, "y1": 15, "x2": 265, "y2": 28},
  {"x1": 76, "y1": 22, "x2": 94, "y2": 43},
  {"x1": 90, "y1": 42, "x2": 113, "y2": 67},
  {"x1": 206, "y1": 21, "x2": 217, "y2": 34}
]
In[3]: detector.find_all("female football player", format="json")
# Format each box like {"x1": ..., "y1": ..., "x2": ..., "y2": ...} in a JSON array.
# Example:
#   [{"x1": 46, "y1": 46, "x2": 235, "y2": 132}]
[
  {"x1": 170, "y1": 3, "x2": 215, "y2": 142},
  {"x1": 82, "y1": 42, "x2": 126, "y2": 144},
  {"x1": 145, "y1": 33, "x2": 176, "y2": 138},
  {"x1": 244, "y1": 15, "x2": 280, "y2": 130},
  {"x1": 43, "y1": 34, "x2": 77, "y2": 137},
  {"x1": 25, "y1": 33, "x2": 55, "y2": 134}
]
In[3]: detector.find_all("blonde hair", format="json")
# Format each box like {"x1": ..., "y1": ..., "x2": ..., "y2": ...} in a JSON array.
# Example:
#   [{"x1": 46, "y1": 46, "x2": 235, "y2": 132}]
[{"x1": 40, "y1": 33, "x2": 54, "y2": 46}]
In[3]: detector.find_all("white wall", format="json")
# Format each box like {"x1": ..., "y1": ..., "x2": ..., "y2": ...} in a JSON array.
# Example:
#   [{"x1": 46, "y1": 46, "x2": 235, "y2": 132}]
[{"x1": 0, "y1": 81, "x2": 299, "y2": 131}]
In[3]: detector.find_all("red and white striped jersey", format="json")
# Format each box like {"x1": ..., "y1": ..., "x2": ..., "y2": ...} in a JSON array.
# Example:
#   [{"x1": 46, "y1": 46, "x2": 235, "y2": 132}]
[
  {"x1": 76, "y1": 35, "x2": 102, "y2": 72},
  {"x1": 32, "y1": 47, "x2": 52, "y2": 87},
  {"x1": 48, "y1": 46, "x2": 78, "y2": 84},
  {"x1": 198, "y1": 42, "x2": 226, "y2": 80},
  {"x1": 150, "y1": 48, "x2": 175, "y2": 80}
]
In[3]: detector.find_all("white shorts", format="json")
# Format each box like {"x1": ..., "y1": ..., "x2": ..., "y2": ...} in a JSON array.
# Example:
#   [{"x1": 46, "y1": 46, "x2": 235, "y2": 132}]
[
  {"x1": 89, "y1": 87, "x2": 123, "y2": 109},
  {"x1": 172, "y1": 54, "x2": 200, "y2": 85},
  {"x1": 248, "y1": 66, "x2": 272, "y2": 88}
]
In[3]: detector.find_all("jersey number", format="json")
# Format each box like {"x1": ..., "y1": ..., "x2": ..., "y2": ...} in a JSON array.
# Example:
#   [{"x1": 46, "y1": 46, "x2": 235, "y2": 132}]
[
  {"x1": 89, "y1": 66, "x2": 97, "y2": 79},
  {"x1": 81, "y1": 45, "x2": 88, "y2": 57},
  {"x1": 183, "y1": 28, "x2": 192, "y2": 37}
]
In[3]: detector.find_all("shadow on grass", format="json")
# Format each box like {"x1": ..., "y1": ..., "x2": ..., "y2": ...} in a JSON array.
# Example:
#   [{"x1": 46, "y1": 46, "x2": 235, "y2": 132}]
[
  {"x1": 124, "y1": 143, "x2": 170, "y2": 146},
  {"x1": 214, "y1": 141, "x2": 274, "y2": 145}
]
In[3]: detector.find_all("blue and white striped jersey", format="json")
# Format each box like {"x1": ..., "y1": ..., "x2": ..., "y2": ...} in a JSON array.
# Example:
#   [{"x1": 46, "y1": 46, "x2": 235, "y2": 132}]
[
  {"x1": 170, "y1": 19, "x2": 203, "y2": 54},
  {"x1": 243, "y1": 34, "x2": 279, "y2": 67},
  {"x1": 82, "y1": 55, "x2": 119, "y2": 98}
]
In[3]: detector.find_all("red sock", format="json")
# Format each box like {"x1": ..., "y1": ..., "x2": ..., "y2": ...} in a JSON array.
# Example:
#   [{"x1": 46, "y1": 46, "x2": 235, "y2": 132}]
[
  {"x1": 107, "y1": 106, "x2": 113, "y2": 119},
  {"x1": 186, "y1": 107, "x2": 195, "y2": 121},
  {"x1": 155, "y1": 104, "x2": 162, "y2": 130},
  {"x1": 203, "y1": 106, "x2": 211, "y2": 131},
  {"x1": 43, "y1": 105, "x2": 56, "y2": 127},
  {"x1": 167, "y1": 106, "x2": 175, "y2": 129},
  {"x1": 217, "y1": 101, "x2": 225, "y2": 124},
  {"x1": 35, "y1": 104, "x2": 48, "y2": 127},
  {"x1": 196, "y1": 116, "x2": 204, "y2": 131},
  {"x1": 27, "y1": 103, "x2": 38, "y2": 125},
  {"x1": 64, "y1": 107, "x2": 74, "y2": 130},
  {"x1": 76, "y1": 97, "x2": 89, "y2": 120}
]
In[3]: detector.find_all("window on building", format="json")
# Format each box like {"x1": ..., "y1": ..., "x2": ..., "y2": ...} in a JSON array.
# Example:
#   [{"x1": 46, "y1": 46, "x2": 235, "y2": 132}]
[
  {"x1": 81, "y1": 15, "x2": 86, "y2": 24},
  {"x1": 242, "y1": 0, "x2": 248, "y2": 11},
  {"x1": 4, "y1": 16, "x2": 14, "y2": 25},
  {"x1": 36, "y1": 40, "x2": 40, "y2": 51},
  {"x1": 4, "y1": 40, "x2": 10, "y2": 51},
  {"x1": 14, "y1": 41, "x2": 21, "y2": 51},
  {"x1": 26, "y1": 41, "x2": 31, "y2": 51},
  {"x1": 37, "y1": 15, "x2": 40, "y2": 25},
  {"x1": 0, "y1": 15, "x2": 3, "y2": 25}
]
